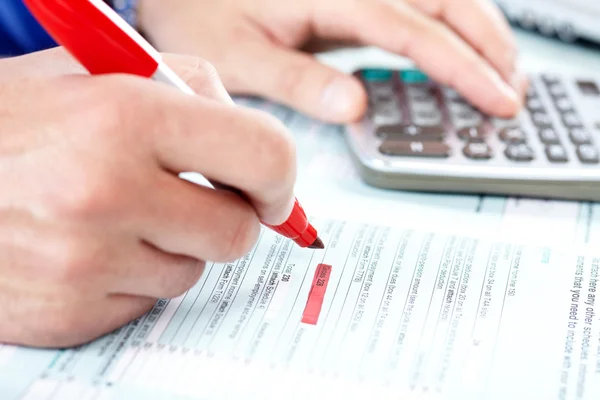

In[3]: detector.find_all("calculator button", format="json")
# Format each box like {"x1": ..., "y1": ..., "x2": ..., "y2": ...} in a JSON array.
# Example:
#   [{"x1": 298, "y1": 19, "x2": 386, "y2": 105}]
[
  {"x1": 569, "y1": 129, "x2": 593, "y2": 145},
  {"x1": 400, "y1": 70, "x2": 429, "y2": 84},
  {"x1": 372, "y1": 108, "x2": 402, "y2": 125},
  {"x1": 531, "y1": 112, "x2": 553, "y2": 128},
  {"x1": 539, "y1": 128, "x2": 561, "y2": 144},
  {"x1": 562, "y1": 112, "x2": 584, "y2": 129},
  {"x1": 542, "y1": 74, "x2": 560, "y2": 85},
  {"x1": 376, "y1": 124, "x2": 446, "y2": 141},
  {"x1": 362, "y1": 68, "x2": 393, "y2": 82},
  {"x1": 526, "y1": 85, "x2": 538, "y2": 98},
  {"x1": 458, "y1": 126, "x2": 486, "y2": 141},
  {"x1": 491, "y1": 117, "x2": 520, "y2": 129},
  {"x1": 577, "y1": 145, "x2": 600, "y2": 164},
  {"x1": 545, "y1": 145, "x2": 569, "y2": 163},
  {"x1": 370, "y1": 86, "x2": 395, "y2": 103},
  {"x1": 379, "y1": 141, "x2": 451, "y2": 157},
  {"x1": 412, "y1": 110, "x2": 443, "y2": 127},
  {"x1": 442, "y1": 87, "x2": 461, "y2": 100},
  {"x1": 451, "y1": 107, "x2": 483, "y2": 128},
  {"x1": 499, "y1": 128, "x2": 527, "y2": 143},
  {"x1": 548, "y1": 83, "x2": 567, "y2": 98},
  {"x1": 526, "y1": 97, "x2": 545, "y2": 112},
  {"x1": 555, "y1": 97, "x2": 574, "y2": 113},
  {"x1": 406, "y1": 90, "x2": 434, "y2": 104},
  {"x1": 505, "y1": 144, "x2": 535, "y2": 161},
  {"x1": 463, "y1": 142, "x2": 493, "y2": 160}
]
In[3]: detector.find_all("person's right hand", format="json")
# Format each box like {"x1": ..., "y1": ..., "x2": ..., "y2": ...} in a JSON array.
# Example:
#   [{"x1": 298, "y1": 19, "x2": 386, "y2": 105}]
[{"x1": 0, "y1": 48, "x2": 297, "y2": 348}]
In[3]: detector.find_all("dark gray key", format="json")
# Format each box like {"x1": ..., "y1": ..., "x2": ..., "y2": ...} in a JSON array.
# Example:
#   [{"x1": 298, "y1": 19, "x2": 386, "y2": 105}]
[
  {"x1": 539, "y1": 128, "x2": 561, "y2": 144},
  {"x1": 546, "y1": 145, "x2": 568, "y2": 163},
  {"x1": 569, "y1": 128, "x2": 593, "y2": 145},
  {"x1": 531, "y1": 112, "x2": 553, "y2": 128},
  {"x1": 463, "y1": 142, "x2": 493, "y2": 160},
  {"x1": 499, "y1": 128, "x2": 527, "y2": 143},
  {"x1": 380, "y1": 140, "x2": 451, "y2": 157},
  {"x1": 505, "y1": 144, "x2": 535, "y2": 161},
  {"x1": 457, "y1": 126, "x2": 486, "y2": 141},
  {"x1": 577, "y1": 145, "x2": 600, "y2": 164},
  {"x1": 376, "y1": 124, "x2": 445, "y2": 141},
  {"x1": 526, "y1": 97, "x2": 545, "y2": 112},
  {"x1": 562, "y1": 112, "x2": 584, "y2": 129},
  {"x1": 555, "y1": 97, "x2": 574, "y2": 113}
]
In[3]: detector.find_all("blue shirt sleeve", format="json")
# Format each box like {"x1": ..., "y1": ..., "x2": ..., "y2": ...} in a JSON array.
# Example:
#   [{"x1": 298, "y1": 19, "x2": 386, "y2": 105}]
[{"x1": 0, "y1": 0, "x2": 57, "y2": 56}]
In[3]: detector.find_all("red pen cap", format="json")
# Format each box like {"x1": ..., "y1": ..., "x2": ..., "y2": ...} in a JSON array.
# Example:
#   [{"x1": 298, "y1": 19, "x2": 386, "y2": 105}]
[
  {"x1": 265, "y1": 199, "x2": 319, "y2": 248},
  {"x1": 24, "y1": 0, "x2": 160, "y2": 77}
]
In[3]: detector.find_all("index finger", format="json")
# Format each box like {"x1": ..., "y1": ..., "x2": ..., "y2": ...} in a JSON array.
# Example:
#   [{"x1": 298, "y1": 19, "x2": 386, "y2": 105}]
[
  {"x1": 313, "y1": 0, "x2": 522, "y2": 116},
  {"x1": 406, "y1": 0, "x2": 517, "y2": 82},
  {"x1": 115, "y1": 77, "x2": 298, "y2": 226}
]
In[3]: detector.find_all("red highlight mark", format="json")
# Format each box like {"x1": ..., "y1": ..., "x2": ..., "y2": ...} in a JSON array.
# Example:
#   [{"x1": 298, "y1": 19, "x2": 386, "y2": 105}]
[{"x1": 302, "y1": 264, "x2": 332, "y2": 325}]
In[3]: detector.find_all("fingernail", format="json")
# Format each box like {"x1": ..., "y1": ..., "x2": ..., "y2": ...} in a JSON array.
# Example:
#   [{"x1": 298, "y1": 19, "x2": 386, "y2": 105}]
[
  {"x1": 320, "y1": 77, "x2": 362, "y2": 119},
  {"x1": 491, "y1": 71, "x2": 522, "y2": 113},
  {"x1": 510, "y1": 72, "x2": 528, "y2": 97}
]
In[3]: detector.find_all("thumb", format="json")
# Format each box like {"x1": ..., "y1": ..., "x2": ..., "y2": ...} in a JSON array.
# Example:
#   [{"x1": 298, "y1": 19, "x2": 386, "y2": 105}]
[
  {"x1": 161, "y1": 53, "x2": 233, "y2": 104},
  {"x1": 236, "y1": 43, "x2": 367, "y2": 123}
]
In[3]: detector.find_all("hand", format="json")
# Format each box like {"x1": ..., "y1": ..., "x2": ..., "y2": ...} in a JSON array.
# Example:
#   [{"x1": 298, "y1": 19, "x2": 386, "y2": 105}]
[
  {"x1": 139, "y1": 0, "x2": 526, "y2": 123},
  {"x1": 0, "y1": 48, "x2": 296, "y2": 348}
]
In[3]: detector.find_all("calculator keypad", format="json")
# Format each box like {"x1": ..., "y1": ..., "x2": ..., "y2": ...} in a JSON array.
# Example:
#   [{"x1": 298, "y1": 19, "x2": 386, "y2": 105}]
[{"x1": 359, "y1": 68, "x2": 600, "y2": 166}]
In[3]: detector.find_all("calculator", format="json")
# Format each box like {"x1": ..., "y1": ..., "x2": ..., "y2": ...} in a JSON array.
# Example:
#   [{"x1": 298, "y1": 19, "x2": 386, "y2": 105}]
[{"x1": 344, "y1": 68, "x2": 600, "y2": 201}]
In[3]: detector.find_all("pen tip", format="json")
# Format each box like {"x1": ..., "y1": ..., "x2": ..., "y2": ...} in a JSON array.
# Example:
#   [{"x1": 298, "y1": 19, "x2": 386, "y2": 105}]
[{"x1": 308, "y1": 237, "x2": 325, "y2": 250}]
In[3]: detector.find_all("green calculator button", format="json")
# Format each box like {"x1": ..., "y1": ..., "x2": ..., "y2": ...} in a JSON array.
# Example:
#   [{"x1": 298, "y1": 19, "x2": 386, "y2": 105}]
[
  {"x1": 401, "y1": 69, "x2": 429, "y2": 83},
  {"x1": 362, "y1": 69, "x2": 393, "y2": 82}
]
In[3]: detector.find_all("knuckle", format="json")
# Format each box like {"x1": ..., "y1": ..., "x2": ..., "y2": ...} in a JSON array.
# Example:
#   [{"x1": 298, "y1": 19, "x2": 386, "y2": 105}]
[
  {"x1": 48, "y1": 173, "x2": 122, "y2": 220},
  {"x1": 215, "y1": 201, "x2": 261, "y2": 262},
  {"x1": 46, "y1": 238, "x2": 97, "y2": 284},
  {"x1": 162, "y1": 260, "x2": 207, "y2": 298},
  {"x1": 426, "y1": 0, "x2": 446, "y2": 18}
]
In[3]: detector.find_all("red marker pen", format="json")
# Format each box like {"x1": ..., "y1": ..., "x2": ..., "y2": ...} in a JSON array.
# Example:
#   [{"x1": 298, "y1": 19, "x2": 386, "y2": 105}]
[{"x1": 24, "y1": 0, "x2": 324, "y2": 249}]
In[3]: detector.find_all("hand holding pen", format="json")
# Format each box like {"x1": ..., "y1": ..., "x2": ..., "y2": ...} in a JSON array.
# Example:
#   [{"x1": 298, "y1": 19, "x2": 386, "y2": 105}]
[{"x1": 0, "y1": 1, "x2": 321, "y2": 348}]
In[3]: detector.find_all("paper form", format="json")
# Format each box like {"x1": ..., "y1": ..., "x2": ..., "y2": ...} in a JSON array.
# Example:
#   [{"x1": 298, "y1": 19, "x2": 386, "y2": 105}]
[
  {"x1": 2, "y1": 92, "x2": 600, "y2": 399},
  {"x1": 3, "y1": 217, "x2": 599, "y2": 400}
]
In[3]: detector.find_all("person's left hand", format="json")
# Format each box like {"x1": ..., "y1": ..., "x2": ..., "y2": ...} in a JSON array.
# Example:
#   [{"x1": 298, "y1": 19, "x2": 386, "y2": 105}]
[{"x1": 139, "y1": 0, "x2": 526, "y2": 123}]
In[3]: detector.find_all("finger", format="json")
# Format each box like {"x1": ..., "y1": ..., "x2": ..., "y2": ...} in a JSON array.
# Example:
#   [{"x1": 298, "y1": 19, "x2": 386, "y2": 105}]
[
  {"x1": 161, "y1": 53, "x2": 233, "y2": 104},
  {"x1": 128, "y1": 82, "x2": 297, "y2": 225},
  {"x1": 108, "y1": 239, "x2": 207, "y2": 298},
  {"x1": 312, "y1": 0, "x2": 522, "y2": 116},
  {"x1": 236, "y1": 43, "x2": 367, "y2": 123},
  {"x1": 135, "y1": 173, "x2": 261, "y2": 262},
  {"x1": 406, "y1": 0, "x2": 518, "y2": 83}
]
